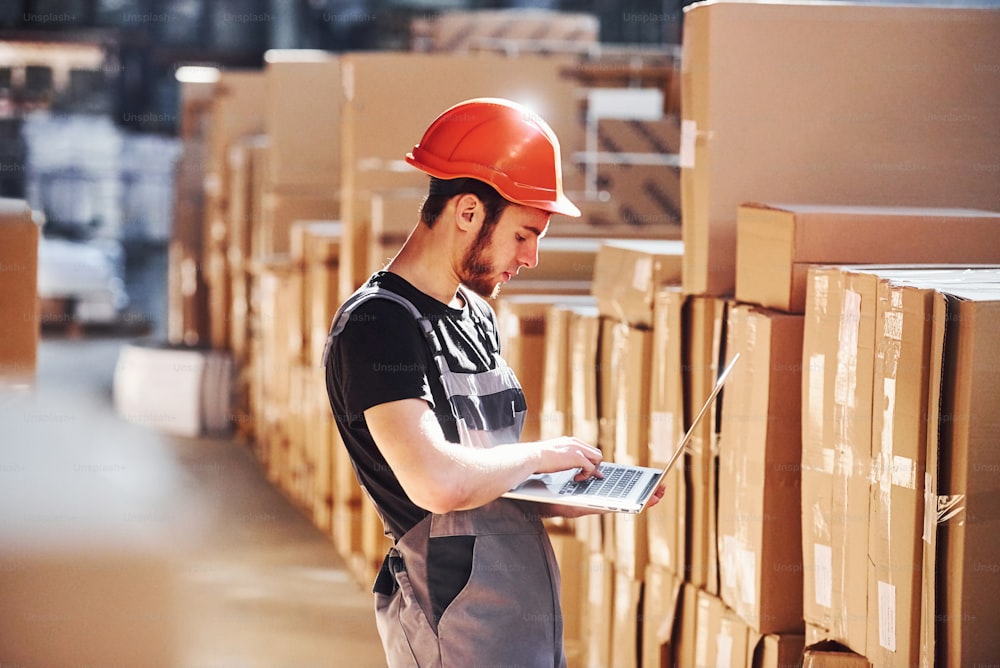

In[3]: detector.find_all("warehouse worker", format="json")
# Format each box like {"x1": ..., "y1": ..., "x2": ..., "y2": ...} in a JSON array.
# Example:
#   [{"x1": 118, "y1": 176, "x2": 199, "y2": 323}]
[{"x1": 323, "y1": 97, "x2": 663, "y2": 667}]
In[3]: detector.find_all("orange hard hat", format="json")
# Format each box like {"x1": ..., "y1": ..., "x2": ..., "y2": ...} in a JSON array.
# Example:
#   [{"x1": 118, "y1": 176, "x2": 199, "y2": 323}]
[{"x1": 405, "y1": 97, "x2": 581, "y2": 218}]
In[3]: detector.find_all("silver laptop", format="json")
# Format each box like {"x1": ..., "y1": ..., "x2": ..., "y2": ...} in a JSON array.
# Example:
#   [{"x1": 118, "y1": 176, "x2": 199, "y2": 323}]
[{"x1": 503, "y1": 353, "x2": 740, "y2": 514}]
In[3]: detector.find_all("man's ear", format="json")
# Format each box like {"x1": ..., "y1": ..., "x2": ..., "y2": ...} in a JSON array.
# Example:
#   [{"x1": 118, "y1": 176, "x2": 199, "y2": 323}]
[{"x1": 454, "y1": 194, "x2": 481, "y2": 231}]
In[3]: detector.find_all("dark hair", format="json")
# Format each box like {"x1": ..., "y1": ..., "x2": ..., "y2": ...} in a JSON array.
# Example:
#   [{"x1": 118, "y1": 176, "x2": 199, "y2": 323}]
[{"x1": 419, "y1": 177, "x2": 511, "y2": 229}]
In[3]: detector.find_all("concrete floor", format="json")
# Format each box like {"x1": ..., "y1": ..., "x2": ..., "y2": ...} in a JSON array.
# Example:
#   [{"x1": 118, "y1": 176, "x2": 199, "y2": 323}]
[{"x1": 0, "y1": 335, "x2": 385, "y2": 667}]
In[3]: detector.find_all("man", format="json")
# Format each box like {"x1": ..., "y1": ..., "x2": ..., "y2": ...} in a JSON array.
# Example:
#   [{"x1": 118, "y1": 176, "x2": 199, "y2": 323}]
[{"x1": 324, "y1": 97, "x2": 662, "y2": 667}]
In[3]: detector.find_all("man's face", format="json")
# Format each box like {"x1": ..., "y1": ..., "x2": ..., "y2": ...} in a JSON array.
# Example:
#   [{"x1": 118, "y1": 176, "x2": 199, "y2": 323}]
[{"x1": 460, "y1": 204, "x2": 551, "y2": 299}]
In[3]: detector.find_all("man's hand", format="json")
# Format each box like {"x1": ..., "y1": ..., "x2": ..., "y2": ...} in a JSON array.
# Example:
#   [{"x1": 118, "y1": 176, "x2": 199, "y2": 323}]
[{"x1": 532, "y1": 437, "x2": 603, "y2": 482}]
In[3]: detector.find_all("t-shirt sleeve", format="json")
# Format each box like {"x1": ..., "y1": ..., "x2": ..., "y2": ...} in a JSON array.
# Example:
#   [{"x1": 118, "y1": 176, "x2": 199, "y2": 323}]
[{"x1": 332, "y1": 298, "x2": 436, "y2": 415}]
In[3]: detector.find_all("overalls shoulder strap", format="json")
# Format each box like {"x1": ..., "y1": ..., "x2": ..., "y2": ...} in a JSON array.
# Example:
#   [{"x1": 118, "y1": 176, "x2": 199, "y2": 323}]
[{"x1": 322, "y1": 284, "x2": 443, "y2": 366}]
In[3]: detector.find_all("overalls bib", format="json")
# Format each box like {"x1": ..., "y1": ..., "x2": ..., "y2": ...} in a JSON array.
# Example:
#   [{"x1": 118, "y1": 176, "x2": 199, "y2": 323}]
[{"x1": 328, "y1": 285, "x2": 566, "y2": 668}]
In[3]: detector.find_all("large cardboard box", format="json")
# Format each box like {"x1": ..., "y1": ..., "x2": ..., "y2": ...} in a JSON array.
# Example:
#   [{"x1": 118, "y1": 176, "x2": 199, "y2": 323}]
[
  {"x1": 642, "y1": 564, "x2": 684, "y2": 668},
  {"x1": 648, "y1": 288, "x2": 687, "y2": 578},
  {"x1": 694, "y1": 589, "x2": 751, "y2": 668},
  {"x1": 584, "y1": 550, "x2": 615, "y2": 668},
  {"x1": 614, "y1": 323, "x2": 653, "y2": 467},
  {"x1": 867, "y1": 278, "x2": 939, "y2": 667},
  {"x1": 680, "y1": 1, "x2": 1000, "y2": 296},
  {"x1": 257, "y1": 187, "x2": 339, "y2": 259},
  {"x1": 684, "y1": 295, "x2": 728, "y2": 592},
  {"x1": 0, "y1": 199, "x2": 38, "y2": 385},
  {"x1": 736, "y1": 204, "x2": 1000, "y2": 313},
  {"x1": 413, "y1": 8, "x2": 599, "y2": 54},
  {"x1": 611, "y1": 568, "x2": 644, "y2": 668},
  {"x1": 591, "y1": 240, "x2": 684, "y2": 328},
  {"x1": 540, "y1": 301, "x2": 598, "y2": 440},
  {"x1": 569, "y1": 306, "x2": 601, "y2": 447},
  {"x1": 263, "y1": 50, "x2": 343, "y2": 191},
  {"x1": 802, "y1": 644, "x2": 871, "y2": 668},
  {"x1": 932, "y1": 285, "x2": 1000, "y2": 667},
  {"x1": 496, "y1": 294, "x2": 596, "y2": 443},
  {"x1": 800, "y1": 265, "x2": 884, "y2": 653},
  {"x1": 718, "y1": 305, "x2": 804, "y2": 634},
  {"x1": 748, "y1": 633, "x2": 806, "y2": 668},
  {"x1": 548, "y1": 529, "x2": 587, "y2": 665}
]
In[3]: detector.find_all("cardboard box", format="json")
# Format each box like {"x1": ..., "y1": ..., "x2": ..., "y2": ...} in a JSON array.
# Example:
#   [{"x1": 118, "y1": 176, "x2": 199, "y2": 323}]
[
  {"x1": 867, "y1": 279, "x2": 938, "y2": 667},
  {"x1": 932, "y1": 284, "x2": 1000, "y2": 667},
  {"x1": 648, "y1": 287, "x2": 687, "y2": 577},
  {"x1": 748, "y1": 633, "x2": 807, "y2": 668},
  {"x1": 694, "y1": 589, "x2": 751, "y2": 668},
  {"x1": 413, "y1": 9, "x2": 599, "y2": 54},
  {"x1": 680, "y1": 1, "x2": 1000, "y2": 296},
  {"x1": 584, "y1": 550, "x2": 615, "y2": 668},
  {"x1": 614, "y1": 323, "x2": 653, "y2": 467},
  {"x1": 496, "y1": 294, "x2": 597, "y2": 443},
  {"x1": 642, "y1": 564, "x2": 684, "y2": 668},
  {"x1": 257, "y1": 187, "x2": 339, "y2": 260},
  {"x1": 611, "y1": 568, "x2": 644, "y2": 668},
  {"x1": 718, "y1": 305, "x2": 804, "y2": 634},
  {"x1": 800, "y1": 265, "x2": 880, "y2": 653},
  {"x1": 675, "y1": 582, "x2": 701, "y2": 668},
  {"x1": 802, "y1": 643, "x2": 871, "y2": 668},
  {"x1": 569, "y1": 306, "x2": 602, "y2": 447},
  {"x1": 0, "y1": 199, "x2": 38, "y2": 385},
  {"x1": 591, "y1": 240, "x2": 684, "y2": 327},
  {"x1": 685, "y1": 295, "x2": 728, "y2": 592},
  {"x1": 263, "y1": 50, "x2": 343, "y2": 190},
  {"x1": 736, "y1": 204, "x2": 1000, "y2": 313},
  {"x1": 540, "y1": 301, "x2": 597, "y2": 440},
  {"x1": 548, "y1": 530, "x2": 587, "y2": 665},
  {"x1": 614, "y1": 510, "x2": 648, "y2": 582}
]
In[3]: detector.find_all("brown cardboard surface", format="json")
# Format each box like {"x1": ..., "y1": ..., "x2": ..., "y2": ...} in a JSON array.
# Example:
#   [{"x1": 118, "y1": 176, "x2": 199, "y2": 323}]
[
  {"x1": 257, "y1": 186, "x2": 339, "y2": 259},
  {"x1": 569, "y1": 306, "x2": 601, "y2": 448},
  {"x1": 695, "y1": 589, "x2": 750, "y2": 668},
  {"x1": 680, "y1": 1, "x2": 1000, "y2": 296},
  {"x1": 611, "y1": 568, "x2": 643, "y2": 668},
  {"x1": 642, "y1": 564, "x2": 683, "y2": 668},
  {"x1": 719, "y1": 305, "x2": 804, "y2": 634},
  {"x1": 0, "y1": 199, "x2": 38, "y2": 384},
  {"x1": 800, "y1": 265, "x2": 881, "y2": 653},
  {"x1": 263, "y1": 51, "x2": 343, "y2": 189},
  {"x1": 549, "y1": 530, "x2": 587, "y2": 665},
  {"x1": 934, "y1": 286, "x2": 1000, "y2": 667},
  {"x1": 540, "y1": 301, "x2": 597, "y2": 440},
  {"x1": 749, "y1": 632, "x2": 807, "y2": 668},
  {"x1": 614, "y1": 324, "x2": 653, "y2": 467},
  {"x1": 867, "y1": 278, "x2": 937, "y2": 667},
  {"x1": 591, "y1": 240, "x2": 684, "y2": 328},
  {"x1": 585, "y1": 550, "x2": 614, "y2": 668},
  {"x1": 676, "y1": 582, "x2": 701, "y2": 668},
  {"x1": 648, "y1": 288, "x2": 687, "y2": 577},
  {"x1": 495, "y1": 294, "x2": 597, "y2": 443},
  {"x1": 415, "y1": 9, "x2": 599, "y2": 53},
  {"x1": 735, "y1": 204, "x2": 1000, "y2": 313},
  {"x1": 685, "y1": 295, "x2": 728, "y2": 592}
]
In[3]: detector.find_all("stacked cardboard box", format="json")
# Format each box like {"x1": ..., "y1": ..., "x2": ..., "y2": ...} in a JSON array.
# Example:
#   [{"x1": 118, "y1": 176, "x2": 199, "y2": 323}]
[
  {"x1": 411, "y1": 9, "x2": 600, "y2": 55},
  {"x1": 680, "y1": 1, "x2": 1000, "y2": 297},
  {"x1": 0, "y1": 198, "x2": 39, "y2": 386},
  {"x1": 800, "y1": 266, "x2": 1000, "y2": 667}
]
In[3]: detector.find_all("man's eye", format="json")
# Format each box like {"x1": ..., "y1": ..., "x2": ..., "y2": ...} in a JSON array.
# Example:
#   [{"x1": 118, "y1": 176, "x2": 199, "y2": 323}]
[{"x1": 515, "y1": 235, "x2": 525, "y2": 242}]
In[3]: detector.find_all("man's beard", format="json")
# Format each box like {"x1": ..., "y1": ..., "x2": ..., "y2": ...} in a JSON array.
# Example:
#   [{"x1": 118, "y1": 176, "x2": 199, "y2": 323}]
[{"x1": 460, "y1": 223, "x2": 502, "y2": 299}]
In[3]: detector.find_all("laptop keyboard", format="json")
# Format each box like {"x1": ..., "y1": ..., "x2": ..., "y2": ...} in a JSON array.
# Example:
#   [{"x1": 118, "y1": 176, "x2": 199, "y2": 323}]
[{"x1": 558, "y1": 464, "x2": 641, "y2": 499}]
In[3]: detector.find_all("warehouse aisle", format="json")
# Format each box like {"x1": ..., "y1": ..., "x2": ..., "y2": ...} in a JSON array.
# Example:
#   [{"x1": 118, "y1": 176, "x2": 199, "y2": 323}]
[{"x1": 0, "y1": 335, "x2": 384, "y2": 667}]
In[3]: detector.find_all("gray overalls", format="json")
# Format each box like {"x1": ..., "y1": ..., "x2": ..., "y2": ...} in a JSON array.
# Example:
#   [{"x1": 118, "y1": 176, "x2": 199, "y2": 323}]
[{"x1": 328, "y1": 285, "x2": 566, "y2": 668}]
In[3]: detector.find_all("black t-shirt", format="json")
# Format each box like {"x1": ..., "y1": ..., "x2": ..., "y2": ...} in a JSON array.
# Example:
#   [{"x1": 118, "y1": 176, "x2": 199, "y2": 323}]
[{"x1": 324, "y1": 271, "x2": 503, "y2": 541}]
